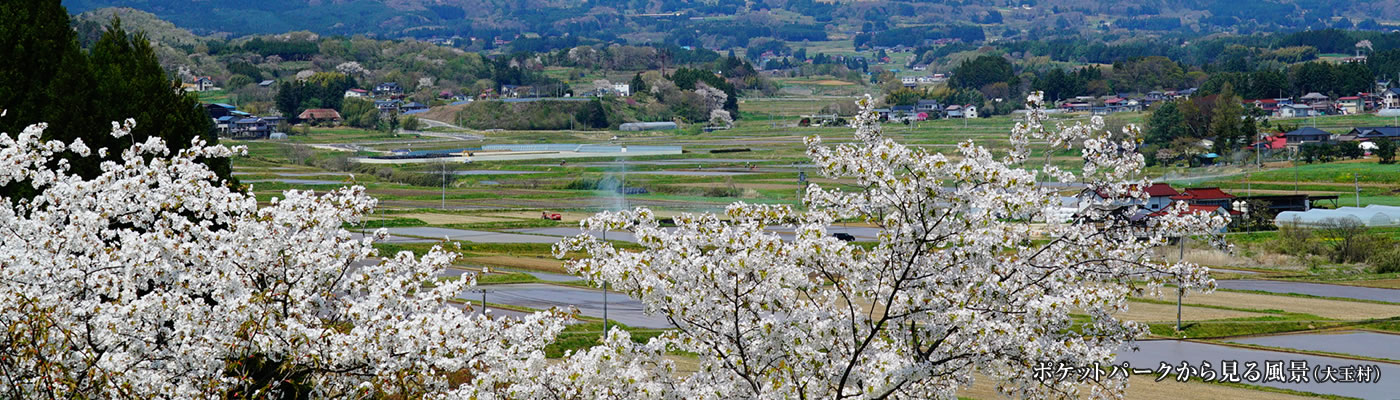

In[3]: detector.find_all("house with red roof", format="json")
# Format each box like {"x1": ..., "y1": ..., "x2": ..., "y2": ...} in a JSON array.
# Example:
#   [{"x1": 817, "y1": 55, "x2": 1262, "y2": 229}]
[
  {"x1": 1244, "y1": 98, "x2": 1280, "y2": 113},
  {"x1": 1336, "y1": 96, "x2": 1363, "y2": 114},
  {"x1": 1171, "y1": 187, "x2": 1236, "y2": 210},
  {"x1": 1253, "y1": 133, "x2": 1288, "y2": 151},
  {"x1": 1144, "y1": 183, "x2": 1179, "y2": 211}
]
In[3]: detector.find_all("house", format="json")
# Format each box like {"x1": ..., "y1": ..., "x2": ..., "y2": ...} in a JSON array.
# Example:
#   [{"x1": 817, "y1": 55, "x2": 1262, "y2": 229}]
[
  {"x1": 944, "y1": 105, "x2": 963, "y2": 118},
  {"x1": 501, "y1": 85, "x2": 534, "y2": 98},
  {"x1": 962, "y1": 104, "x2": 978, "y2": 119},
  {"x1": 191, "y1": 76, "x2": 216, "y2": 92},
  {"x1": 1278, "y1": 104, "x2": 1319, "y2": 118},
  {"x1": 1170, "y1": 187, "x2": 1237, "y2": 210},
  {"x1": 258, "y1": 80, "x2": 276, "y2": 88},
  {"x1": 375, "y1": 99, "x2": 403, "y2": 115},
  {"x1": 1383, "y1": 88, "x2": 1400, "y2": 109},
  {"x1": 1299, "y1": 92, "x2": 1330, "y2": 104},
  {"x1": 1284, "y1": 127, "x2": 1332, "y2": 144},
  {"x1": 1078, "y1": 186, "x2": 1145, "y2": 212},
  {"x1": 900, "y1": 76, "x2": 917, "y2": 85},
  {"x1": 872, "y1": 108, "x2": 892, "y2": 119},
  {"x1": 1060, "y1": 102, "x2": 1092, "y2": 112},
  {"x1": 1144, "y1": 183, "x2": 1180, "y2": 211},
  {"x1": 214, "y1": 116, "x2": 236, "y2": 133},
  {"x1": 230, "y1": 117, "x2": 271, "y2": 139},
  {"x1": 297, "y1": 108, "x2": 343, "y2": 124},
  {"x1": 612, "y1": 83, "x2": 631, "y2": 97},
  {"x1": 1147, "y1": 204, "x2": 1235, "y2": 232},
  {"x1": 374, "y1": 82, "x2": 403, "y2": 96},
  {"x1": 915, "y1": 100, "x2": 942, "y2": 114},
  {"x1": 1336, "y1": 96, "x2": 1363, "y2": 114},
  {"x1": 1253, "y1": 132, "x2": 1288, "y2": 151},
  {"x1": 1349, "y1": 126, "x2": 1400, "y2": 140},
  {"x1": 205, "y1": 103, "x2": 239, "y2": 118},
  {"x1": 1245, "y1": 98, "x2": 1280, "y2": 113},
  {"x1": 344, "y1": 88, "x2": 370, "y2": 98},
  {"x1": 890, "y1": 104, "x2": 912, "y2": 120},
  {"x1": 401, "y1": 102, "x2": 428, "y2": 113}
]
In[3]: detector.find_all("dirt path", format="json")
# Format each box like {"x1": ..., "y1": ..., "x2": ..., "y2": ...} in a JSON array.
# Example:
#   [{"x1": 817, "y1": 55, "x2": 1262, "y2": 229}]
[
  {"x1": 1148, "y1": 290, "x2": 1400, "y2": 320},
  {"x1": 1118, "y1": 301, "x2": 1266, "y2": 322}
]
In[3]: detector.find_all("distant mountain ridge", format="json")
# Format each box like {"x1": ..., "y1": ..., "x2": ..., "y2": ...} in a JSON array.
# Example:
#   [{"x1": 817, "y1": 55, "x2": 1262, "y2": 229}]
[{"x1": 61, "y1": 0, "x2": 1400, "y2": 43}]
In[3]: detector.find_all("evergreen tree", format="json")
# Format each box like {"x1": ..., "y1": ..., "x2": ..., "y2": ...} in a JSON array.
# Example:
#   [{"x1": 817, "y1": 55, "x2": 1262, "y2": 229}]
[
  {"x1": 629, "y1": 72, "x2": 647, "y2": 95},
  {"x1": 1144, "y1": 101, "x2": 1188, "y2": 147},
  {"x1": 86, "y1": 19, "x2": 228, "y2": 182},
  {"x1": 1210, "y1": 83, "x2": 1245, "y2": 156},
  {"x1": 1, "y1": 2, "x2": 232, "y2": 196},
  {"x1": 0, "y1": 0, "x2": 101, "y2": 141}
]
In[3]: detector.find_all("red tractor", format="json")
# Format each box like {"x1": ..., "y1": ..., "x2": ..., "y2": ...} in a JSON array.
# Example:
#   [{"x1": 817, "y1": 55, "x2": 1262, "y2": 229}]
[{"x1": 541, "y1": 211, "x2": 562, "y2": 221}]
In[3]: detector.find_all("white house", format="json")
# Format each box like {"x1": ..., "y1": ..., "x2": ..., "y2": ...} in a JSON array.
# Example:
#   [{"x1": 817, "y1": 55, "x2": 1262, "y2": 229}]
[
  {"x1": 962, "y1": 104, "x2": 978, "y2": 119},
  {"x1": 1383, "y1": 88, "x2": 1400, "y2": 109},
  {"x1": 612, "y1": 83, "x2": 631, "y2": 96},
  {"x1": 1278, "y1": 104, "x2": 1318, "y2": 118},
  {"x1": 344, "y1": 88, "x2": 370, "y2": 98}
]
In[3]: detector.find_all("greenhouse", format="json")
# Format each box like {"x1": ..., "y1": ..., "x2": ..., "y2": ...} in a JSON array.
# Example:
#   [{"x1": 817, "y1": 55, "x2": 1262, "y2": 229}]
[{"x1": 1274, "y1": 205, "x2": 1400, "y2": 228}]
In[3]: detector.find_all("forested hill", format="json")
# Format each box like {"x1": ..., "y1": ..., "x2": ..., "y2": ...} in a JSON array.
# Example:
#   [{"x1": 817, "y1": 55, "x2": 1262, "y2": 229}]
[{"x1": 61, "y1": 0, "x2": 1400, "y2": 45}]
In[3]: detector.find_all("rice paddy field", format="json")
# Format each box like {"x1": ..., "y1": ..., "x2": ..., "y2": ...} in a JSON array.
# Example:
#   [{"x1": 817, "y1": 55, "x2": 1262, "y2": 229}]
[{"x1": 228, "y1": 97, "x2": 1400, "y2": 399}]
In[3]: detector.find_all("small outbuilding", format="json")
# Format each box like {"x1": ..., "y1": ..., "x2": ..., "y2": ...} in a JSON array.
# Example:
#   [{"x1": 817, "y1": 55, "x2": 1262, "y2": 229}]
[{"x1": 619, "y1": 122, "x2": 678, "y2": 131}]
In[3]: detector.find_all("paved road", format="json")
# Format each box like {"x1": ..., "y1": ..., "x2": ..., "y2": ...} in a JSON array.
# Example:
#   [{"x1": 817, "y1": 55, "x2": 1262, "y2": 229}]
[
  {"x1": 348, "y1": 231, "x2": 435, "y2": 244},
  {"x1": 383, "y1": 227, "x2": 561, "y2": 244},
  {"x1": 464, "y1": 283, "x2": 671, "y2": 329},
  {"x1": 1216, "y1": 279, "x2": 1400, "y2": 303}
]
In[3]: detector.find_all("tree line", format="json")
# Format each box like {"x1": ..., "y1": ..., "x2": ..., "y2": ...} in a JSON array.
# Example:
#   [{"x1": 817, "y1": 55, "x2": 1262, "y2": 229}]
[{"x1": 0, "y1": 1, "x2": 230, "y2": 198}]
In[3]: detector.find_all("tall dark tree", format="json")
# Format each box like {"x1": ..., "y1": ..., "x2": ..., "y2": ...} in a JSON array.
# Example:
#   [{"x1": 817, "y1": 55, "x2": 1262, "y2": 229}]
[
  {"x1": 1210, "y1": 83, "x2": 1246, "y2": 156},
  {"x1": 950, "y1": 55, "x2": 1016, "y2": 91},
  {"x1": 1145, "y1": 101, "x2": 1188, "y2": 147},
  {"x1": 86, "y1": 19, "x2": 228, "y2": 181},
  {"x1": 0, "y1": 0, "x2": 100, "y2": 141},
  {"x1": 1, "y1": 2, "x2": 232, "y2": 197},
  {"x1": 1376, "y1": 138, "x2": 1397, "y2": 165}
]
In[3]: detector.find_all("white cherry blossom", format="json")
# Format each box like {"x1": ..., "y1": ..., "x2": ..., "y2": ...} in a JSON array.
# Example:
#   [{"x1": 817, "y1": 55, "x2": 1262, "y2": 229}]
[
  {"x1": 0, "y1": 120, "x2": 567, "y2": 398},
  {"x1": 555, "y1": 93, "x2": 1223, "y2": 399}
]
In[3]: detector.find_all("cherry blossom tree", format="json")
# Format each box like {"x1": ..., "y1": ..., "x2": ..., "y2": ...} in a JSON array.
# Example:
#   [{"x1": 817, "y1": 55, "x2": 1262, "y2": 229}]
[
  {"x1": 555, "y1": 94, "x2": 1225, "y2": 399},
  {"x1": 709, "y1": 109, "x2": 734, "y2": 128},
  {"x1": 0, "y1": 118, "x2": 567, "y2": 398}
]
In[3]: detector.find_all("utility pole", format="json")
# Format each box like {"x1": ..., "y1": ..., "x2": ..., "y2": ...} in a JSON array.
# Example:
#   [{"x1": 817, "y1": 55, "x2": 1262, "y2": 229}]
[
  {"x1": 1356, "y1": 174, "x2": 1361, "y2": 207},
  {"x1": 1256, "y1": 132, "x2": 1263, "y2": 169},
  {"x1": 1291, "y1": 149, "x2": 1299, "y2": 194},
  {"x1": 440, "y1": 160, "x2": 448, "y2": 209},
  {"x1": 1177, "y1": 236, "x2": 1185, "y2": 332}
]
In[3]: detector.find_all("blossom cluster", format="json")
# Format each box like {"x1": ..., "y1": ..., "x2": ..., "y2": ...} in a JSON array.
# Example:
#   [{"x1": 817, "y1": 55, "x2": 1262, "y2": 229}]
[
  {"x1": 556, "y1": 93, "x2": 1224, "y2": 399},
  {"x1": 0, "y1": 119, "x2": 569, "y2": 398}
]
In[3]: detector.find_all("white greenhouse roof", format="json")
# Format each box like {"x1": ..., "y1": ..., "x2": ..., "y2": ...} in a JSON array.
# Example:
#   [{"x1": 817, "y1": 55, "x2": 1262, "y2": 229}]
[{"x1": 1275, "y1": 207, "x2": 1400, "y2": 227}]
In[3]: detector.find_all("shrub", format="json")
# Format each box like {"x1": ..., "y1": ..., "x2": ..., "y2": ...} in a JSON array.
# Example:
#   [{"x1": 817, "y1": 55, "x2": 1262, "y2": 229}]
[
  {"x1": 1271, "y1": 225, "x2": 1317, "y2": 257},
  {"x1": 1374, "y1": 249, "x2": 1400, "y2": 274}
]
